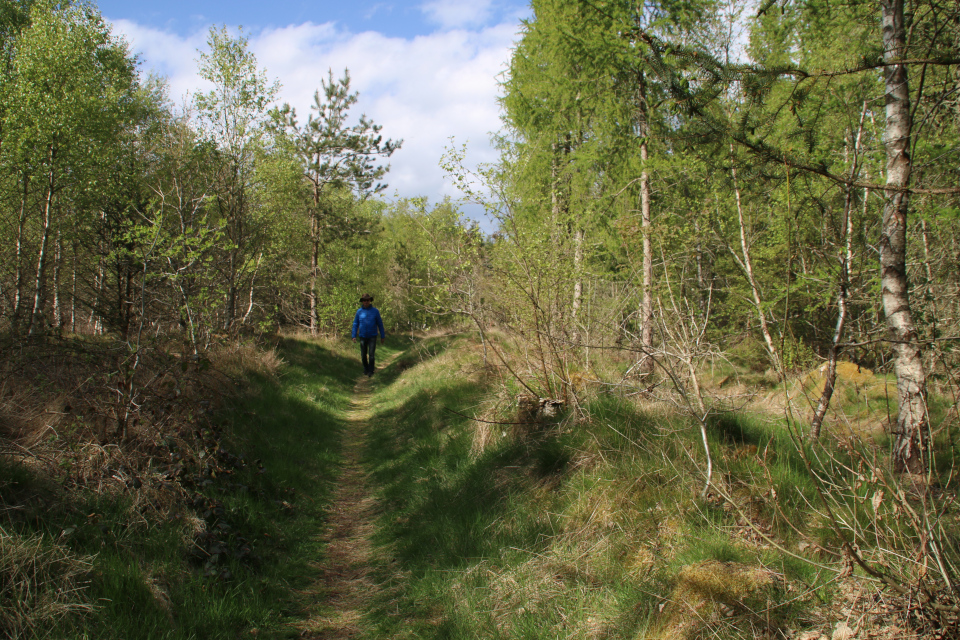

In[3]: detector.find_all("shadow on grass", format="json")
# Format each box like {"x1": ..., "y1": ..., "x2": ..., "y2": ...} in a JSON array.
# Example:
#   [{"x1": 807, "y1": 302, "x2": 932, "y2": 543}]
[
  {"x1": 364, "y1": 379, "x2": 563, "y2": 568},
  {"x1": 275, "y1": 335, "x2": 363, "y2": 391},
  {"x1": 365, "y1": 333, "x2": 455, "y2": 388},
  {"x1": 357, "y1": 337, "x2": 580, "y2": 639},
  {"x1": 23, "y1": 337, "x2": 370, "y2": 639}
]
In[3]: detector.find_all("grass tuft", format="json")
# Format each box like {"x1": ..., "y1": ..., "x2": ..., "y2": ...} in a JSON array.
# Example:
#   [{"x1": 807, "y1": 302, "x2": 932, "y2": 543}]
[{"x1": 0, "y1": 527, "x2": 93, "y2": 638}]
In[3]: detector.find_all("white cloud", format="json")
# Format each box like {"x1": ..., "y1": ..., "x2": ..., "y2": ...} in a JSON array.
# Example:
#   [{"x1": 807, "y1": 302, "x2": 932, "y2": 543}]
[
  {"x1": 113, "y1": 19, "x2": 210, "y2": 106},
  {"x1": 110, "y1": 17, "x2": 520, "y2": 224},
  {"x1": 363, "y1": 3, "x2": 393, "y2": 21}
]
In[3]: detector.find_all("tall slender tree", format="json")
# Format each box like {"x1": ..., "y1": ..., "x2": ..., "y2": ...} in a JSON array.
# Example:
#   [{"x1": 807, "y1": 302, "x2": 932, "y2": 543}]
[
  {"x1": 194, "y1": 26, "x2": 278, "y2": 331},
  {"x1": 1, "y1": 0, "x2": 139, "y2": 336},
  {"x1": 879, "y1": 0, "x2": 928, "y2": 473}
]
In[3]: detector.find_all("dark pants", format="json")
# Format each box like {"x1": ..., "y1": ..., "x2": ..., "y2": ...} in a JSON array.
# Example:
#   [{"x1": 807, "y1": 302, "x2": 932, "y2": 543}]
[{"x1": 359, "y1": 337, "x2": 378, "y2": 374}]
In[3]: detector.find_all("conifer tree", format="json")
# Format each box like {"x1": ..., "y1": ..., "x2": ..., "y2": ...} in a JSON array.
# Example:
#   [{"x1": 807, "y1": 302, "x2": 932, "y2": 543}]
[
  {"x1": 620, "y1": 0, "x2": 960, "y2": 472},
  {"x1": 272, "y1": 69, "x2": 401, "y2": 334}
]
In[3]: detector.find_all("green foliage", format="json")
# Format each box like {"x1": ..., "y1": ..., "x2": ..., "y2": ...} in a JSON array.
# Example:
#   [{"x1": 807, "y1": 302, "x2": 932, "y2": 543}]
[
  {"x1": 195, "y1": 26, "x2": 279, "y2": 153},
  {"x1": 0, "y1": 0, "x2": 959, "y2": 634},
  {"x1": 0, "y1": 8, "x2": 412, "y2": 344},
  {"x1": 271, "y1": 68, "x2": 401, "y2": 199},
  {"x1": 380, "y1": 197, "x2": 482, "y2": 331},
  {"x1": 268, "y1": 68, "x2": 402, "y2": 334}
]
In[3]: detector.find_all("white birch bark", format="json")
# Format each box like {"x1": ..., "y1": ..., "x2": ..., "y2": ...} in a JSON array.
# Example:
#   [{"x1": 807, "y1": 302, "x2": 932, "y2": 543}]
[
  {"x1": 880, "y1": 0, "x2": 929, "y2": 473},
  {"x1": 52, "y1": 227, "x2": 62, "y2": 329},
  {"x1": 242, "y1": 252, "x2": 263, "y2": 325},
  {"x1": 811, "y1": 106, "x2": 867, "y2": 439},
  {"x1": 70, "y1": 239, "x2": 77, "y2": 333},
  {"x1": 640, "y1": 139, "x2": 653, "y2": 366},
  {"x1": 27, "y1": 154, "x2": 56, "y2": 336},
  {"x1": 730, "y1": 155, "x2": 780, "y2": 373},
  {"x1": 13, "y1": 175, "x2": 29, "y2": 329},
  {"x1": 571, "y1": 226, "x2": 585, "y2": 343}
]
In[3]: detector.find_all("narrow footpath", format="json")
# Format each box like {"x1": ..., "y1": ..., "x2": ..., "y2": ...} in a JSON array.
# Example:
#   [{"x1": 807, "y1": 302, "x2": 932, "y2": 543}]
[{"x1": 295, "y1": 365, "x2": 389, "y2": 639}]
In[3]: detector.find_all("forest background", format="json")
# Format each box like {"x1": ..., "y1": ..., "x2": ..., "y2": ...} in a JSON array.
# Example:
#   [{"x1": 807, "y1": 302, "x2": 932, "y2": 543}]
[{"x1": 1, "y1": 0, "x2": 959, "y2": 636}]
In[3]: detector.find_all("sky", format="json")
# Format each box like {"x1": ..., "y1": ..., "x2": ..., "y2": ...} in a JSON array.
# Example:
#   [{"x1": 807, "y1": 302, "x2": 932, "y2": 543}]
[{"x1": 99, "y1": 0, "x2": 532, "y2": 226}]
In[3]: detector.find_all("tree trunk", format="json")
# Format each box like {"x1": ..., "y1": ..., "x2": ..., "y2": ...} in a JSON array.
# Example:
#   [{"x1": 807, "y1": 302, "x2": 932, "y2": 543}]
[
  {"x1": 730, "y1": 156, "x2": 780, "y2": 374},
  {"x1": 12, "y1": 174, "x2": 29, "y2": 332},
  {"x1": 70, "y1": 238, "x2": 77, "y2": 333},
  {"x1": 880, "y1": 0, "x2": 929, "y2": 474},
  {"x1": 242, "y1": 252, "x2": 263, "y2": 325},
  {"x1": 27, "y1": 153, "x2": 55, "y2": 337},
  {"x1": 52, "y1": 227, "x2": 62, "y2": 329},
  {"x1": 93, "y1": 252, "x2": 104, "y2": 336},
  {"x1": 811, "y1": 106, "x2": 868, "y2": 439},
  {"x1": 637, "y1": 69, "x2": 654, "y2": 374},
  {"x1": 223, "y1": 161, "x2": 244, "y2": 333},
  {"x1": 551, "y1": 142, "x2": 561, "y2": 239},
  {"x1": 694, "y1": 218, "x2": 711, "y2": 317},
  {"x1": 310, "y1": 209, "x2": 320, "y2": 335},
  {"x1": 571, "y1": 226, "x2": 584, "y2": 343},
  {"x1": 121, "y1": 267, "x2": 133, "y2": 341},
  {"x1": 640, "y1": 143, "x2": 653, "y2": 365},
  {"x1": 309, "y1": 164, "x2": 322, "y2": 334}
]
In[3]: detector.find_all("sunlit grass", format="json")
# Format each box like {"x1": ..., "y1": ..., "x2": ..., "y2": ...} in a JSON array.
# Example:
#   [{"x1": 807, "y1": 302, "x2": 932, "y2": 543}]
[{"x1": 353, "y1": 333, "x2": 846, "y2": 639}]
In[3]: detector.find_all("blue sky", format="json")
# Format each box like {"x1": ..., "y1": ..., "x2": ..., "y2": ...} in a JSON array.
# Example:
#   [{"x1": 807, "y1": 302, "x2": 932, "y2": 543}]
[
  {"x1": 100, "y1": 1, "x2": 531, "y2": 227},
  {"x1": 98, "y1": 0, "x2": 527, "y2": 40}
]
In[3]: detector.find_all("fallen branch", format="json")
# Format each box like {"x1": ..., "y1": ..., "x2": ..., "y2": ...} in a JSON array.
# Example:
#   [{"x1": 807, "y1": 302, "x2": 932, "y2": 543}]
[{"x1": 443, "y1": 407, "x2": 559, "y2": 427}]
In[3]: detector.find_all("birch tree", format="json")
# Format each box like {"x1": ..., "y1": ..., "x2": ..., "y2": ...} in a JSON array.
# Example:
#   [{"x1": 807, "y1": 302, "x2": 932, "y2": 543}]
[
  {"x1": 1, "y1": 0, "x2": 138, "y2": 336},
  {"x1": 879, "y1": 0, "x2": 928, "y2": 473},
  {"x1": 194, "y1": 26, "x2": 278, "y2": 331}
]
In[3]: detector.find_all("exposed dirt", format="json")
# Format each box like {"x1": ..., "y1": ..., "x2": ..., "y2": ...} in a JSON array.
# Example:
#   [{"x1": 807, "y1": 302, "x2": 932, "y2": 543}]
[{"x1": 294, "y1": 365, "x2": 388, "y2": 639}]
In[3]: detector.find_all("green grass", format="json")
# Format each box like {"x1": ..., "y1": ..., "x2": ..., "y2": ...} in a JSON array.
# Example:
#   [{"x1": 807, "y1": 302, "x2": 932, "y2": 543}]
[
  {"x1": 5, "y1": 331, "x2": 956, "y2": 639},
  {"x1": 347, "y1": 335, "x2": 859, "y2": 639}
]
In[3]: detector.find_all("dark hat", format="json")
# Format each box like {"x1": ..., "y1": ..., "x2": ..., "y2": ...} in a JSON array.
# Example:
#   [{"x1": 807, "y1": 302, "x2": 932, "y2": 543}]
[{"x1": 360, "y1": 293, "x2": 373, "y2": 301}]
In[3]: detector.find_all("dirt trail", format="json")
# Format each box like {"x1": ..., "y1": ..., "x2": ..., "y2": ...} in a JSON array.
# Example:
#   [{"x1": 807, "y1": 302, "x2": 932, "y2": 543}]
[{"x1": 295, "y1": 366, "x2": 389, "y2": 639}]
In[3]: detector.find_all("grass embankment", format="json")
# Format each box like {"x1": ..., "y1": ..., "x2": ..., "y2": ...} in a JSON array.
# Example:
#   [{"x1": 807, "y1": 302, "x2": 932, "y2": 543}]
[
  {"x1": 353, "y1": 334, "x2": 819, "y2": 639},
  {"x1": 356, "y1": 333, "x2": 958, "y2": 639},
  {"x1": 0, "y1": 335, "x2": 408, "y2": 639}
]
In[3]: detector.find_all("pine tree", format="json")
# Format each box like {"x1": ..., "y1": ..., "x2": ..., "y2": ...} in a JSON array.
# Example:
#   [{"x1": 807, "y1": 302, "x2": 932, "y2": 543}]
[{"x1": 272, "y1": 69, "x2": 401, "y2": 334}]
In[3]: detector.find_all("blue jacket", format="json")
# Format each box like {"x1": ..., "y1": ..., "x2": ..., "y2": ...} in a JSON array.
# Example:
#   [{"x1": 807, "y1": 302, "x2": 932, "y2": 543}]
[{"x1": 352, "y1": 306, "x2": 385, "y2": 339}]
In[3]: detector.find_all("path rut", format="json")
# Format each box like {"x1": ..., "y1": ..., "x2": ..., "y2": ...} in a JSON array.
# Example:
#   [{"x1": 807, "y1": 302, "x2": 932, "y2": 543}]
[{"x1": 295, "y1": 366, "x2": 388, "y2": 639}]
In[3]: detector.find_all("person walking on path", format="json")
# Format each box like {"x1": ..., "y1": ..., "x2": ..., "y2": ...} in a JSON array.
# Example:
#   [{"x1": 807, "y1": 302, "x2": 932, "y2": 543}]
[{"x1": 352, "y1": 293, "x2": 385, "y2": 376}]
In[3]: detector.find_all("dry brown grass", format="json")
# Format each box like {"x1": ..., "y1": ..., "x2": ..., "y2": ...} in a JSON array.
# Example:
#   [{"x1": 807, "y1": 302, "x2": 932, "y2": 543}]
[
  {"x1": 0, "y1": 528, "x2": 94, "y2": 639},
  {"x1": 208, "y1": 340, "x2": 284, "y2": 380},
  {"x1": 648, "y1": 560, "x2": 781, "y2": 640},
  {"x1": 0, "y1": 334, "x2": 280, "y2": 455},
  {"x1": 0, "y1": 334, "x2": 286, "y2": 631},
  {"x1": 770, "y1": 362, "x2": 894, "y2": 436}
]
